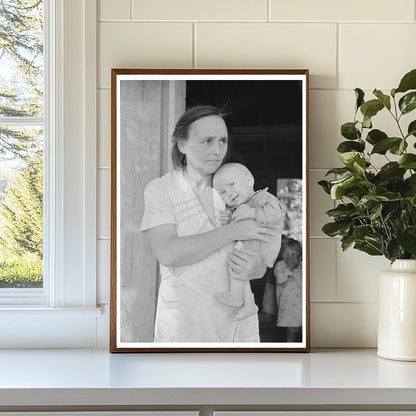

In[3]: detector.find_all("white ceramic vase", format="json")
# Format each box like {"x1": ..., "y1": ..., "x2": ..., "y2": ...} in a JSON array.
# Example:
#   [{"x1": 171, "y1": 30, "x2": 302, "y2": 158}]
[{"x1": 378, "y1": 259, "x2": 416, "y2": 361}]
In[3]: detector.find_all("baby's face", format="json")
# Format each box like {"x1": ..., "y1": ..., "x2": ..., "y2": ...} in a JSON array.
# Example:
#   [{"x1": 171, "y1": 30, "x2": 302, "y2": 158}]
[{"x1": 213, "y1": 167, "x2": 253, "y2": 207}]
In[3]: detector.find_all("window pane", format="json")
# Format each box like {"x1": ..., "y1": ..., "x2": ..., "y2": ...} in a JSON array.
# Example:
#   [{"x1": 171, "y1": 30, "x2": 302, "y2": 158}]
[
  {"x1": 0, "y1": 0, "x2": 44, "y2": 117},
  {"x1": 0, "y1": 126, "x2": 43, "y2": 289}
]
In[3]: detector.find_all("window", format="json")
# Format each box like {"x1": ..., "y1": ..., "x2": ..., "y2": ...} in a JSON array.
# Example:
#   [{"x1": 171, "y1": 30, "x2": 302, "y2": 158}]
[
  {"x1": 0, "y1": 0, "x2": 101, "y2": 348},
  {"x1": 0, "y1": 0, "x2": 45, "y2": 294}
]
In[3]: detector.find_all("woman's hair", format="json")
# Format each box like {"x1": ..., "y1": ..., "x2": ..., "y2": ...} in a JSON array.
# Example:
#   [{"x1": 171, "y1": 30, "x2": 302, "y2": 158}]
[{"x1": 171, "y1": 104, "x2": 229, "y2": 169}]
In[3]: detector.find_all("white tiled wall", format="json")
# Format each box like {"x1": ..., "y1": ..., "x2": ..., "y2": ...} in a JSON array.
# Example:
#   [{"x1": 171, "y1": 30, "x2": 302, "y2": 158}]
[{"x1": 96, "y1": 0, "x2": 416, "y2": 347}]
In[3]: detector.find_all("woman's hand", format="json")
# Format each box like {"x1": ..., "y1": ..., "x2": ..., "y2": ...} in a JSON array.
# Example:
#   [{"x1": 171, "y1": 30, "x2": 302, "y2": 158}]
[
  {"x1": 227, "y1": 248, "x2": 267, "y2": 281},
  {"x1": 226, "y1": 218, "x2": 275, "y2": 243}
]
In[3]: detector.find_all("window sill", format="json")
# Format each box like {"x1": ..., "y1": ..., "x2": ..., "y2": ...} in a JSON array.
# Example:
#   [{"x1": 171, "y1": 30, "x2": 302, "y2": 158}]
[
  {"x1": 0, "y1": 307, "x2": 105, "y2": 348},
  {"x1": 0, "y1": 306, "x2": 102, "y2": 316}
]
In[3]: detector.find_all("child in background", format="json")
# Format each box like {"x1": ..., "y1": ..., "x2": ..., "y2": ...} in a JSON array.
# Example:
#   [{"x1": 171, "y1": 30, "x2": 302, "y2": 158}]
[
  {"x1": 274, "y1": 237, "x2": 302, "y2": 342},
  {"x1": 213, "y1": 163, "x2": 285, "y2": 321}
]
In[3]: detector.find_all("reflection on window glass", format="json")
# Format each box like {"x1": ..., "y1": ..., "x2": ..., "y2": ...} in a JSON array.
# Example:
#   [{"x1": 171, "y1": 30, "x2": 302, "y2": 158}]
[
  {"x1": 0, "y1": 0, "x2": 44, "y2": 289},
  {"x1": 0, "y1": 0, "x2": 44, "y2": 116}
]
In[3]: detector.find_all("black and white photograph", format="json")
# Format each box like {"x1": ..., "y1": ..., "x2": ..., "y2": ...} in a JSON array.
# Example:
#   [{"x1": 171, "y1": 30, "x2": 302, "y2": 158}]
[{"x1": 110, "y1": 69, "x2": 309, "y2": 352}]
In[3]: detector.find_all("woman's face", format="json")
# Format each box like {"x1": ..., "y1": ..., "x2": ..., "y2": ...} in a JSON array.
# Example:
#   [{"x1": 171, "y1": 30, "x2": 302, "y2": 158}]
[{"x1": 179, "y1": 115, "x2": 228, "y2": 176}]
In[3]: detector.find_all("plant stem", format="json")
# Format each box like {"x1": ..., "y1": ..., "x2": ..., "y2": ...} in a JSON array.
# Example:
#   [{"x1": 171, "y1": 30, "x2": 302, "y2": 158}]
[
  {"x1": 380, "y1": 214, "x2": 391, "y2": 241},
  {"x1": 390, "y1": 97, "x2": 406, "y2": 139}
]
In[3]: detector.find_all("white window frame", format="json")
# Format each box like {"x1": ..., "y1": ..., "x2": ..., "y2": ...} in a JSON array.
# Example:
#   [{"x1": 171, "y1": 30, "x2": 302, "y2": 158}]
[{"x1": 0, "y1": 0, "x2": 101, "y2": 348}]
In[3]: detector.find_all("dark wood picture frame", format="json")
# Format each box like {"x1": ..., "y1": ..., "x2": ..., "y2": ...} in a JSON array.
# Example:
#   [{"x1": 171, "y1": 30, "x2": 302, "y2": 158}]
[{"x1": 110, "y1": 69, "x2": 310, "y2": 352}]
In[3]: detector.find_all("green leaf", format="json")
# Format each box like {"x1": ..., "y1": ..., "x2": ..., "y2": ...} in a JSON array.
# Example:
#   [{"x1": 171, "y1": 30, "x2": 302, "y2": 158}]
[
  {"x1": 338, "y1": 152, "x2": 354, "y2": 166},
  {"x1": 326, "y1": 203, "x2": 357, "y2": 220},
  {"x1": 407, "y1": 120, "x2": 416, "y2": 138},
  {"x1": 389, "y1": 139, "x2": 408, "y2": 155},
  {"x1": 406, "y1": 175, "x2": 416, "y2": 197},
  {"x1": 363, "y1": 115, "x2": 372, "y2": 129},
  {"x1": 373, "y1": 89, "x2": 391, "y2": 110},
  {"x1": 395, "y1": 69, "x2": 416, "y2": 94},
  {"x1": 410, "y1": 206, "x2": 416, "y2": 222},
  {"x1": 360, "y1": 99, "x2": 384, "y2": 119},
  {"x1": 354, "y1": 241, "x2": 383, "y2": 256},
  {"x1": 322, "y1": 221, "x2": 351, "y2": 237},
  {"x1": 386, "y1": 240, "x2": 403, "y2": 263},
  {"x1": 352, "y1": 224, "x2": 373, "y2": 240},
  {"x1": 378, "y1": 162, "x2": 406, "y2": 181},
  {"x1": 337, "y1": 140, "x2": 365, "y2": 153},
  {"x1": 399, "y1": 154, "x2": 416, "y2": 169},
  {"x1": 384, "y1": 203, "x2": 400, "y2": 222},
  {"x1": 398, "y1": 227, "x2": 416, "y2": 255},
  {"x1": 366, "y1": 129, "x2": 387, "y2": 145},
  {"x1": 325, "y1": 167, "x2": 351, "y2": 176},
  {"x1": 339, "y1": 152, "x2": 360, "y2": 167},
  {"x1": 371, "y1": 137, "x2": 402, "y2": 155},
  {"x1": 341, "y1": 122, "x2": 361, "y2": 140},
  {"x1": 365, "y1": 236, "x2": 384, "y2": 252},
  {"x1": 318, "y1": 180, "x2": 331, "y2": 194},
  {"x1": 330, "y1": 176, "x2": 357, "y2": 199},
  {"x1": 399, "y1": 139, "x2": 407, "y2": 154},
  {"x1": 355, "y1": 88, "x2": 365, "y2": 110},
  {"x1": 407, "y1": 196, "x2": 416, "y2": 207},
  {"x1": 399, "y1": 92, "x2": 416, "y2": 115},
  {"x1": 341, "y1": 235, "x2": 355, "y2": 251},
  {"x1": 369, "y1": 203, "x2": 383, "y2": 220},
  {"x1": 406, "y1": 173, "x2": 416, "y2": 186},
  {"x1": 408, "y1": 174, "x2": 416, "y2": 186},
  {"x1": 353, "y1": 158, "x2": 367, "y2": 174},
  {"x1": 357, "y1": 195, "x2": 389, "y2": 212}
]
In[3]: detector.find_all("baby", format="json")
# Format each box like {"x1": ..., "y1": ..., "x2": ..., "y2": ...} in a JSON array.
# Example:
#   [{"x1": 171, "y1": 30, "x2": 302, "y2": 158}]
[{"x1": 213, "y1": 163, "x2": 285, "y2": 320}]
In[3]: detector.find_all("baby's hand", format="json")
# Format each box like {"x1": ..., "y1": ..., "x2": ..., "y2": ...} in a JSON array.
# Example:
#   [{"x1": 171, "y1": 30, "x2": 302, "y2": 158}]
[
  {"x1": 218, "y1": 210, "x2": 231, "y2": 225},
  {"x1": 232, "y1": 204, "x2": 256, "y2": 222}
]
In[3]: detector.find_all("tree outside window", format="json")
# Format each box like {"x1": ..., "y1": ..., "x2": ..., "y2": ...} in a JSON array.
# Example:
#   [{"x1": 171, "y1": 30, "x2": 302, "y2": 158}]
[{"x1": 0, "y1": 0, "x2": 44, "y2": 288}]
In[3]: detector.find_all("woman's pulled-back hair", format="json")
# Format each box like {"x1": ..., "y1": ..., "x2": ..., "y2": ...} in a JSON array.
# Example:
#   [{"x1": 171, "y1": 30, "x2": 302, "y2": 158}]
[{"x1": 171, "y1": 104, "x2": 228, "y2": 169}]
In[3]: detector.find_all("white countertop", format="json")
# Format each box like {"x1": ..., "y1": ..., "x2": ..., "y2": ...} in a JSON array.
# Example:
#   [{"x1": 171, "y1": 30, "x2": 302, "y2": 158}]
[{"x1": 0, "y1": 348, "x2": 416, "y2": 408}]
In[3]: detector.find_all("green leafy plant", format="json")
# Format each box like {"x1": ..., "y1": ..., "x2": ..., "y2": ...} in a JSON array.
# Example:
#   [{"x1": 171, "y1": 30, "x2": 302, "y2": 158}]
[{"x1": 319, "y1": 69, "x2": 416, "y2": 263}]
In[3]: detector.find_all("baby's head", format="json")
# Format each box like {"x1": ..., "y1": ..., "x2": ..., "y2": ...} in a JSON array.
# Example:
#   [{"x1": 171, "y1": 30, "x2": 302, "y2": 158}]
[{"x1": 213, "y1": 163, "x2": 255, "y2": 207}]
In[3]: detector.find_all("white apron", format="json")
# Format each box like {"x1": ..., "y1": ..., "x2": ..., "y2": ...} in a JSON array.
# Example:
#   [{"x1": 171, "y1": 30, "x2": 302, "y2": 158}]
[{"x1": 141, "y1": 170, "x2": 259, "y2": 343}]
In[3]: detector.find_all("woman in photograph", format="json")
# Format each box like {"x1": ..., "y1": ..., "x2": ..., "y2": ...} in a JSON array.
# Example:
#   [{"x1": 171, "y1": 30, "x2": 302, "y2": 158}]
[{"x1": 140, "y1": 105, "x2": 275, "y2": 343}]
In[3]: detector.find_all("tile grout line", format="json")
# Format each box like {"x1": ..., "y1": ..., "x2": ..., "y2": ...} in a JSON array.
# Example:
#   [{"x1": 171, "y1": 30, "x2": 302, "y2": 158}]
[
  {"x1": 333, "y1": 230, "x2": 338, "y2": 303},
  {"x1": 336, "y1": 22, "x2": 340, "y2": 90},
  {"x1": 333, "y1": 192, "x2": 340, "y2": 303},
  {"x1": 130, "y1": 0, "x2": 133, "y2": 20},
  {"x1": 309, "y1": 236, "x2": 338, "y2": 239},
  {"x1": 268, "y1": 0, "x2": 271, "y2": 22},
  {"x1": 193, "y1": 22, "x2": 197, "y2": 68},
  {"x1": 311, "y1": 301, "x2": 378, "y2": 305},
  {"x1": 98, "y1": 19, "x2": 415, "y2": 24}
]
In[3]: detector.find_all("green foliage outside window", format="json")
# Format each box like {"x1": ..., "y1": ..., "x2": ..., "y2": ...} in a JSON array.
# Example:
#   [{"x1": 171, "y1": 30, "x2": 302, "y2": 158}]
[{"x1": 0, "y1": 0, "x2": 44, "y2": 288}]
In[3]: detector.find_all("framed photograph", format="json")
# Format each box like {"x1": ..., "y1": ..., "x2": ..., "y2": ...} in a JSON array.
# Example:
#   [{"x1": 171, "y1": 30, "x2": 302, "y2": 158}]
[{"x1": 110, "y1": 69, "x2": 310, "y2": 352}]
